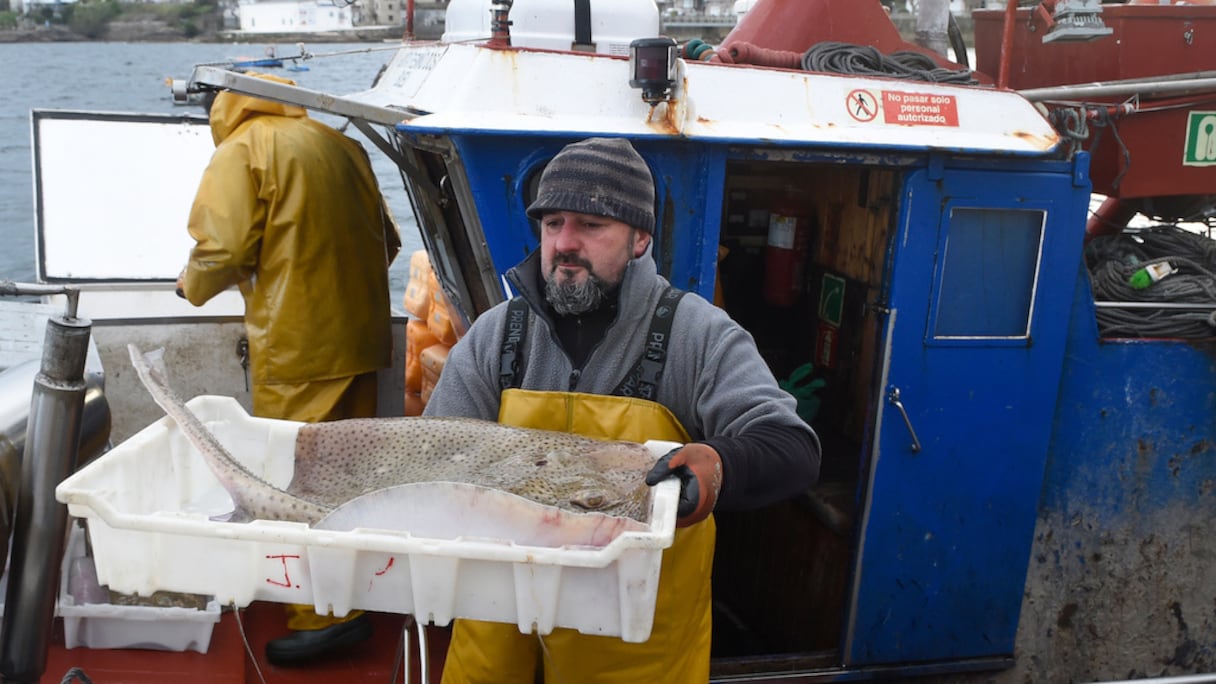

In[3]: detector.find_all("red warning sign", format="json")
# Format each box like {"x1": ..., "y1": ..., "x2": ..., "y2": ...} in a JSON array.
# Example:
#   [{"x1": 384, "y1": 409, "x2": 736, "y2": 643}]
[
  {"x1": 882, "y1": 91, "x2": 959, "y2": 127},
  {"x1": 846, "y1": 89, "x2": 879, "y2": 122}
]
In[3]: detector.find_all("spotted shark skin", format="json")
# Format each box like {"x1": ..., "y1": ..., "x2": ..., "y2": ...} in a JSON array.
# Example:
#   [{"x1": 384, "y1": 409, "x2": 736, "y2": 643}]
[{"x1": 127, "y1": 344, "x2": 660, "y2": 526}]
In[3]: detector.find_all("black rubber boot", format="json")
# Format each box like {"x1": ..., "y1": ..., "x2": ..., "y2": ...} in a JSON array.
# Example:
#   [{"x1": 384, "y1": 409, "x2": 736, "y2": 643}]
[{"x1": 264, "y1": 614, "x2": 373, "y2": 665}]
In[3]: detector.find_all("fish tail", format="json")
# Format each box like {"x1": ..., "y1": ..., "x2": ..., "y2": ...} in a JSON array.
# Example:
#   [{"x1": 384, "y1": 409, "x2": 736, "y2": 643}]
[
  {"x1": 128, "y1": 345, "x2": 211, "y2": 437},
  {"x1": 126, "y1": 344, "x2": 329, "y2": 524},
  {"x1": 126, "y1": 343, "x2": 262, "y2": 486}
]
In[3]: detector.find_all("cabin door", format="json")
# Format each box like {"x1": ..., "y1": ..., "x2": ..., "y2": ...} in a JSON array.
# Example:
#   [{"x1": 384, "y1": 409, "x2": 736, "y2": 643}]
[{"x1": 845, "y1": 164, "x2": 1083, "y2": 665}]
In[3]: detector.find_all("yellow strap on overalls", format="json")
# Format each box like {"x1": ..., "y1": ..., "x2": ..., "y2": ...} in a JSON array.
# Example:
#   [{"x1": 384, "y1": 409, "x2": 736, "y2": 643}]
[{"x1": 440, "y1": 389, "x2": 715, "y2": 684}]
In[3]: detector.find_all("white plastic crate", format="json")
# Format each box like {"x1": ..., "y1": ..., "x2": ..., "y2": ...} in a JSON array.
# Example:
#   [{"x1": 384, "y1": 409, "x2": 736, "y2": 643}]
[
  {"x1": 55, "y1": 396, "x2": 680, "y2": 642},
  {"x1": 59, "y1": 522, "x2": 221, "y2": 653}
]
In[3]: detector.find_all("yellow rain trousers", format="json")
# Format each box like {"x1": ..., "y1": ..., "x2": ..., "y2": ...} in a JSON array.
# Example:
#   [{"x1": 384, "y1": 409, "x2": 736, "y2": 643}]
[
  {"x1": 268, "y1": 371, "x2": 379, "y2": 631},
  {"x1": 440, "y1": 389, "x2": 715, "y2": 684}
]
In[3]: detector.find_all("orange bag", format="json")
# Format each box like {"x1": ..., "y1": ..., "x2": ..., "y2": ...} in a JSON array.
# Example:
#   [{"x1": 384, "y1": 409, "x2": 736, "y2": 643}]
[
  {"x1": 405, "y1": 319, "x2": 441, "y2": 393},
  {"x1": 426, "y1": 272, "x2": 461, "y2": 346},
  {"x1": 403, "y1": 250, "x2": 434, "y2": 319},
  {"x1": 420, "y1": 344, "x2": 450, "y2": 404},
  {"x1": 404, "y1": 391, "x2": 425, "y2": 417}
]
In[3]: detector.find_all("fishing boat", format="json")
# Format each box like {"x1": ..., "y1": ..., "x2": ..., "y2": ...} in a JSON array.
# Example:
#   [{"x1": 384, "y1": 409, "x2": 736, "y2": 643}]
[
  {"x1": 230, "y1": 56, "x2": 286, "y2": 69},
  {"x1": 2, "y1": 0, "x2": 1215, "y2": 681},
  {"x1": 230, "y1": 45, "x2": 313, "y2": 72}
]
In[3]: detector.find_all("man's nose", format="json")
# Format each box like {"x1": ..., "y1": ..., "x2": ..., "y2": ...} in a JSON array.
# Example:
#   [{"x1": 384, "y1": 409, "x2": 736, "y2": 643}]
[{"x1": 551, "y1": 222, "x2": 582, "y2": 252}]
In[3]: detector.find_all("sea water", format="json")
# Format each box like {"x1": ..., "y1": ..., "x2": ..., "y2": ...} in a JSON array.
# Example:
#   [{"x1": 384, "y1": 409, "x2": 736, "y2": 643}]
[{"x1": 0, "y1": 41, "x2": 422, "y2": 306}]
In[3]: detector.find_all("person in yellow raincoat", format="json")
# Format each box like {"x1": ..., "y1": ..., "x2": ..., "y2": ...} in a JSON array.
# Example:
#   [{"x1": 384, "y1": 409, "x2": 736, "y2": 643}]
[
  {"x1": 423, "y1": 137, "x2": 820, "y2": 682},
  {"x1": 177, "y1": 74, "x2": 401, "y2": 665}
]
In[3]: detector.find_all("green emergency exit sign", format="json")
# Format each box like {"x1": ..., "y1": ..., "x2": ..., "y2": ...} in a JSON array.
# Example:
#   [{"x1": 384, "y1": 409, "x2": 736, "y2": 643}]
[
  {"x1": 819, "y1": 274, "x2": 845, "y2": 327},
  {"x1": 1184, "y1": 111, "x2": 1216, "y2": 166}
]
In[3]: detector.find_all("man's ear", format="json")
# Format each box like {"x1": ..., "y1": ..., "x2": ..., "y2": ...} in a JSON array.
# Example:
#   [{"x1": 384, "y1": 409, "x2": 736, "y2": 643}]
[{"x1": 633, "y1": 229, "x2": 651, "y2": 257}]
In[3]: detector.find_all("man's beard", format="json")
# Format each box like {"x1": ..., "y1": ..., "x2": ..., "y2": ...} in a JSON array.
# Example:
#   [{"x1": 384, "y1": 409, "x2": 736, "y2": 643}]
[{"x1": 545, "y1": 256, "x2": 612, "y2": 316}]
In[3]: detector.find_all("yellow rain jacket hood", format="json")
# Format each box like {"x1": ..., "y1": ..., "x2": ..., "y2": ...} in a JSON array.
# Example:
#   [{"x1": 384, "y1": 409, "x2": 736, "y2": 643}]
[
  {"x1": 206, "y1": 72, "x2": 308, "y2": 145},
  {"x1": 183, "y1": 73, "x2": 401, "y2": 386}
]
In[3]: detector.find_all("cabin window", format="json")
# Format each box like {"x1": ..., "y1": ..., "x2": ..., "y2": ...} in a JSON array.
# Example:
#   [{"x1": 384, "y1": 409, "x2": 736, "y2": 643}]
[
  {"x1": 523, "y1": 163, "x2": 545, "y2": 240},
  {"x1": 931, "y1": 207, "x2": 1044, "y2": 340}
]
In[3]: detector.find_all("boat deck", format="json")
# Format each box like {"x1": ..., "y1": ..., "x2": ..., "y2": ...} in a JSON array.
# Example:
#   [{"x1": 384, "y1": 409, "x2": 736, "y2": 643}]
[{"x1": 40, "y1": 602, "x2": 451, "y2": 684}]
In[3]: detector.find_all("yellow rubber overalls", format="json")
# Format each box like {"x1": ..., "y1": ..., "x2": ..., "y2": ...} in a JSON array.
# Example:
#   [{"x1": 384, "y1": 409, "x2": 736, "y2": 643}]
[
  {"x1": 269, "y1": 372, "x2": 379, "y2": 631},
  {"x1": 440, "y1": 389, "x2": 716, "y2": 683}
]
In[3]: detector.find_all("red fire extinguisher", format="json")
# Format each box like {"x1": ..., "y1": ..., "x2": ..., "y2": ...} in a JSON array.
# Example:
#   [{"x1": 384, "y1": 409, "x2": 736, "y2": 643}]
[{"x1": 763, "y1": 190, "x2": 810, "y2": 308}]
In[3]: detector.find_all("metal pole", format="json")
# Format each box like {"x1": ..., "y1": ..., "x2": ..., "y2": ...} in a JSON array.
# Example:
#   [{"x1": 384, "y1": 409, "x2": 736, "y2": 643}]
[
  {"x1": 1019, "y1": 76, "x2": 1216, "y2": 102},
  {"x1": 1094, "y1": 301, "x2": 1216, "y2": 310},
  {"x1": 998, "y1": 0, "x2": 1018, "y2": 90},
  {"x1": 0, "y1": 315, "x2": 91, "y2": 684},
  {"x1": 0, "y1": 281, "x2": 78, "y2": 320},
  {"x1": 1094, "y1": 675, "x2": 1216, "y2": 684}
]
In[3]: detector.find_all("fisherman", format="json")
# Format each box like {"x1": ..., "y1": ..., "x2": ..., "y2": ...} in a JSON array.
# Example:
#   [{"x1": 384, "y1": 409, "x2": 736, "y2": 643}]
[
  {"x1": 423, "y1": 137, "x2": 821, "y2": 682},
  {"x1": 176, "y1": 73, "x2": 401, "y2": 664}
]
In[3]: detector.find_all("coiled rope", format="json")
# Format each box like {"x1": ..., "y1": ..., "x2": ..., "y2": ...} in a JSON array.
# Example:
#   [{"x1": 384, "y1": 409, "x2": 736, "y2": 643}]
[
  {"x1": 801, "y1": 41, "x2": 978, "y2": 85},
  {"x1": 1085, "y1": 223, "x2": 1216, "y2": 338}
]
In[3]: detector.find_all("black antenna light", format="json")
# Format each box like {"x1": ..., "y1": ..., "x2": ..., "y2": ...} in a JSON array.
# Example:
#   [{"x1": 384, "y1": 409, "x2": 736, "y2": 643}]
[{"x1": 629, "y1": 37, "x2": 678, "y2": 105}]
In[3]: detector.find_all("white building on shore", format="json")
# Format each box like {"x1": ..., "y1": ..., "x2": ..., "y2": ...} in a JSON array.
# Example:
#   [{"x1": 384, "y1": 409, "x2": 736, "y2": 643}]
[{"x1": 237, "y1": 0, "x2": 354, "y2": 33}]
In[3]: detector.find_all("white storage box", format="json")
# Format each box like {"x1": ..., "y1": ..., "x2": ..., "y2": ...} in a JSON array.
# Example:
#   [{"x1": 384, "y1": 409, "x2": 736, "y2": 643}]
[
  {"x1": 55, "y1": 396, "x2": 679, "y2": 642},
  {"x1": 59, "y1": 523, "x2": 221, "y2": 653}
]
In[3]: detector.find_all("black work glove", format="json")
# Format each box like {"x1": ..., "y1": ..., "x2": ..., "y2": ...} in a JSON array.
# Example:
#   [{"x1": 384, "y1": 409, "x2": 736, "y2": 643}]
[{"x1": 644, "y1": 443, "x2": 722, "y2": 528}]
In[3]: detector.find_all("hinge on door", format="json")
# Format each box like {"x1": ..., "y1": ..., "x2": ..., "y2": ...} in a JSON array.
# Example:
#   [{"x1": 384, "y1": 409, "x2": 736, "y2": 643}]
[{"x1": 867, "y1": 300, "x2": 892, "y2": 316}]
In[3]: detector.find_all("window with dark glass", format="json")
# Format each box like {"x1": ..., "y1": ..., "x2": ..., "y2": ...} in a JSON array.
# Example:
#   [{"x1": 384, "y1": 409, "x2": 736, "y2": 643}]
[{"x1": 933, "y1": 207, "x2": 1045, "y2": 339}]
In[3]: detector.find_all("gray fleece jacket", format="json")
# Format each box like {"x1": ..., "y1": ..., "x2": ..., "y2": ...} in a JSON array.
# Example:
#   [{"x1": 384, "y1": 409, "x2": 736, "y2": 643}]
[{"x1": 424, "y1": 248, "x2": 820, "y2": 510}]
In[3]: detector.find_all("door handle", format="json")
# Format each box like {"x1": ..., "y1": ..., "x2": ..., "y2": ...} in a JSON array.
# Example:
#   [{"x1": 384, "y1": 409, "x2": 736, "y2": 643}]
[{"x1": 887, "y1": 387, "x2": 922, "y2": 453}]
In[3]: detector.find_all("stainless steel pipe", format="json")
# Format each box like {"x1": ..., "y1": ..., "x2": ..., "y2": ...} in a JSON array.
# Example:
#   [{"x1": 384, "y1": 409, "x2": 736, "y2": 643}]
[
  {"x1": 0, "y1": 358, "x2": 111, "y2": 582},
  {"x1": 1019, "y1": 75, "x2": 1216, "y2": 102},
  {"x1": 0, "y1": 316, "x2": 92, "y2": 684}
]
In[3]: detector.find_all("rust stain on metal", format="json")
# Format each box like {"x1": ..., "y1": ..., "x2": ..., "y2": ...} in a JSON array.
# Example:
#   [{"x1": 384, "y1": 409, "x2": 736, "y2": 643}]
[
  {"x1": 663, "y1": 98, "x2": 679, "y2": 132},
  {"x1": 645, "y1": 112, "x2": 679, "y2": 135},
  {"x1": 1012, "y1": 129, "x2": 1060, "y2": 150},
  {"x1": 1057, "y1": 602, "x2": 1078, "y2": 629},
  {"x1": 1137, "y1": 438, "x2": 1150, "y2": 456},
  {"x1": 644, "y1": 101, "x2": 680, "y2": 136}
]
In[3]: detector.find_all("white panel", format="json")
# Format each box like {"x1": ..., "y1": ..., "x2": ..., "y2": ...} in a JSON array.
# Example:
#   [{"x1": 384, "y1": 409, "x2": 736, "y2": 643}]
[{"x1": 35, "y1": 113, "x2": 214, "y2": 282}]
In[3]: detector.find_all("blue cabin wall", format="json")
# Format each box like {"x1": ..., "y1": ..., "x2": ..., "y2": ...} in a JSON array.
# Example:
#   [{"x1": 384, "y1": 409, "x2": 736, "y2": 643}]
[
  {"x1": 1008, "y1": 267, "x2": 1216, "y2": 681},
  {"x1": 447, "y1": 135, "x2": 546, "y2": 278},
  {"x1": 418, "y1": 131, "x2": 1216, "y2": 678},
  {"x1": 448, "y1": 134, "x2": 722, "y2": 301}
]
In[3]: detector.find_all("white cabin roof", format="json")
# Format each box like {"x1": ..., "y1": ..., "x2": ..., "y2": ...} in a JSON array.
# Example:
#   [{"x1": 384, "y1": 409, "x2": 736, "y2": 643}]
[{"x1": 346, "y1": 43, "x2": 1059, "y2": 154}]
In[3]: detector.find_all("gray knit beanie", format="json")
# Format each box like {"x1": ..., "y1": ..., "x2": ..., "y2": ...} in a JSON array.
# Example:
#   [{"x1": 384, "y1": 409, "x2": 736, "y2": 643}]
[{"x1": 526, "y1": 138, "x2": 656, "y2": 233}]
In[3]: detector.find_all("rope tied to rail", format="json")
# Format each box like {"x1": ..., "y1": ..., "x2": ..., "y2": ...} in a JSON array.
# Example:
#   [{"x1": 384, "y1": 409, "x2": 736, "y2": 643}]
[
  {"x1": 1087, "y1": 105, "x2": 1132, "y2": 192},
  {"x1": 1047, "y1": 106, "x2": 1090, "y2": 156}
]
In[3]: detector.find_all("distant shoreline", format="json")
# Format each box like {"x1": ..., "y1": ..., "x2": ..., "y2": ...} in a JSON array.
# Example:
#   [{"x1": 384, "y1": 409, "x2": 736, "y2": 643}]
[{"x1": 0, "y1": 21, "x2": 436, "y2": 44}]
